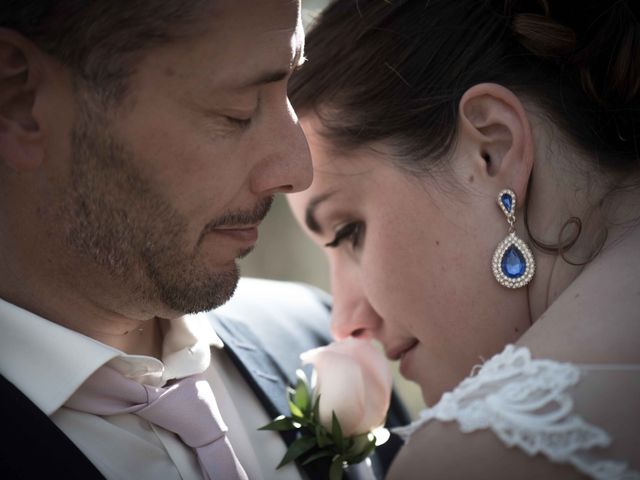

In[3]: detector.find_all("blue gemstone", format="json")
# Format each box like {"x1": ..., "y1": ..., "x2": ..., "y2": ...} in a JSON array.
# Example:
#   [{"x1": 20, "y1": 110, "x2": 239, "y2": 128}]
[
  {"x1": 501, "y1": 193, "x2": 513, "y2": 213},
  {"x1": 501, "y1": 245, "x2": 526, "y2": 278}
]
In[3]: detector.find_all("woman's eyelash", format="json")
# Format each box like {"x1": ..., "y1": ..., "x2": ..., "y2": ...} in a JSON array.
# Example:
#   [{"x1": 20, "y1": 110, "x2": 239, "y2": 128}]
[{"x1": 324, "y1": 222, "x2": 362, "y2": 249}]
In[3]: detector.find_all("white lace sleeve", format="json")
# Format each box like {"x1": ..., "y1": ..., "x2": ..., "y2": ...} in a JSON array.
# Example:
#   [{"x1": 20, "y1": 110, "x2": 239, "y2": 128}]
[{"x1": 393, "y1": 345, "x2": 640, "y2": 480}]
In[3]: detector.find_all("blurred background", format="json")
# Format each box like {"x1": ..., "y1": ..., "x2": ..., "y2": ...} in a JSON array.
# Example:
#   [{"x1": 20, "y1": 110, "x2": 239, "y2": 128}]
[{"x1": 238, "y1": 1, "x2": 425, "y2": 419}]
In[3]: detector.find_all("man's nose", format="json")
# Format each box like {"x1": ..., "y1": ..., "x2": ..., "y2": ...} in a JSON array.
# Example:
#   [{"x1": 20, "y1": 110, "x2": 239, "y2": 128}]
[{"x1": 249, "y1": 98, "x2": 312, "y2": 196}]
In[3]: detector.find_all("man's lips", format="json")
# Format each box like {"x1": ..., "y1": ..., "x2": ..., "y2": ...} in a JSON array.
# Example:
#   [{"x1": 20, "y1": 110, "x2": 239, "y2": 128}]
[
  {"x1": 199, "y1": 196, "x2": 273, "y2": 246},
  {"x1": 386, "y1": 339, "x2": 419, "y2": 361},
  {"x1": 210, "y1": 225, "x2": 259, "y2": 244}
]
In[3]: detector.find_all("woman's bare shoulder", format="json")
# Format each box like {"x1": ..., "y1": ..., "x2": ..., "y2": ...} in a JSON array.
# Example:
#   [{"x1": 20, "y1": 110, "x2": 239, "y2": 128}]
[{"x1": 388, "y1": 419, "x2": 587, "y2": 480}]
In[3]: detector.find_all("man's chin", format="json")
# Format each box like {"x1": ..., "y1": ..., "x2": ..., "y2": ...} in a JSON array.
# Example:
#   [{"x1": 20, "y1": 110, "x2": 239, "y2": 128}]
[{"x1": 155, "y1": 265, "x2": 240, "y2": 315}]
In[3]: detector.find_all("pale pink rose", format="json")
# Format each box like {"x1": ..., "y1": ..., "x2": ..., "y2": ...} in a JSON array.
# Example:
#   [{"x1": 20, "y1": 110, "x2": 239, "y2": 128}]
[{"x1": 300, "y1": 337, "x2": 393, "y2": 437}]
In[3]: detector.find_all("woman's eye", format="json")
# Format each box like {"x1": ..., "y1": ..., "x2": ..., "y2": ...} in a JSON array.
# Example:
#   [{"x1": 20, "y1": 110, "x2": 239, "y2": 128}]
[
  {"x1": 224, "y1": 115, "x2": 252, "y2": 129},
  {"x1": 325, "y1": 222, "x2": 363, "y2": 249}
]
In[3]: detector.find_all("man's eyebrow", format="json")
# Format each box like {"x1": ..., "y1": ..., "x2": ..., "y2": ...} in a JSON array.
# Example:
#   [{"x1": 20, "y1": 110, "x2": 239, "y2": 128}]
[
  {"x1": 236, "y1": 43, "x2": 305, "y2": 90},
  {"x1": 305, "y1": 192, "x2": 335, "y2": 234},
  {"x1": 237, "y1": 70, "x2": 290, "y2": 89}
]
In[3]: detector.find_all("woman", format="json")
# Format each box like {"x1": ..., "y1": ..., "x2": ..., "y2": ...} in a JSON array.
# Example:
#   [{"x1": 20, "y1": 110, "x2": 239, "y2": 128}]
[{"x1": 287, "y1": 0, "x2": 640, "y2": 478}]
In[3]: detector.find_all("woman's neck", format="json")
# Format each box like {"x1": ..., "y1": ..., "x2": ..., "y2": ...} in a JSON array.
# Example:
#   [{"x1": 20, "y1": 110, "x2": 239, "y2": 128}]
[{"x1": 525, "y1": 155, "x2": 640, "y2": 321}]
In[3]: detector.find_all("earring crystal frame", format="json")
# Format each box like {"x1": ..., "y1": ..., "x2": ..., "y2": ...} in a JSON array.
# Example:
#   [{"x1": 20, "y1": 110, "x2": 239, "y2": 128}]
[{"x1": 491, "y1": 189, "x2": 535, "y2": 288}]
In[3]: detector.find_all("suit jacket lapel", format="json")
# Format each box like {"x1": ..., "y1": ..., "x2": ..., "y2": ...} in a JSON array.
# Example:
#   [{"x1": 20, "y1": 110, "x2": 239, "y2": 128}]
[
  {"x1": 0, "y1": 374, "x2": 106, "y2": 479},
  {"x1": 210, "y1": 312, "x2": 293, "y2": 420}
]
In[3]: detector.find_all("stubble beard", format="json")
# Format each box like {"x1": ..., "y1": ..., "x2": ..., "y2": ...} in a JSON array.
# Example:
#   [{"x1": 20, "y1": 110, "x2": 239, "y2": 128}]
[{"x1": 55, "y1": 90, "x2": 242, "y2": 315}]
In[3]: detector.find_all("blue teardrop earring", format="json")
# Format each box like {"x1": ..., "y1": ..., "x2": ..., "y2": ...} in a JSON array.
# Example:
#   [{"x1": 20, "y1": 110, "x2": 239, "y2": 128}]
[{"x1": 492, "y1": 189, "x2": 535, "y2": 288}]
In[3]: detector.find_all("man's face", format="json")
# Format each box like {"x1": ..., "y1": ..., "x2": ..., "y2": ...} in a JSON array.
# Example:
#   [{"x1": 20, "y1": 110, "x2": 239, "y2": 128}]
[{"x1": 47, "y1": 0, "x2": 311, "y2": 315}]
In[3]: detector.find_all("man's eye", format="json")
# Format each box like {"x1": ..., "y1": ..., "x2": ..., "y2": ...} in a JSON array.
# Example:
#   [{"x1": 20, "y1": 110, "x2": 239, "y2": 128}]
[
  {"x1": 324, "y1": 222, "x2": 363, "y2": 249},
  {"x1": 224, "y1": 115, "x2": 252, "y2": 129}
]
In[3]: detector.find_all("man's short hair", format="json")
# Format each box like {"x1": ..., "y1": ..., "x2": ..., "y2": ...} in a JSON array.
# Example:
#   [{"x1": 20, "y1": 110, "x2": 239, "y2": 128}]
[{"x1": 1, "y1": 0, "x2": 212, "y2": 103}]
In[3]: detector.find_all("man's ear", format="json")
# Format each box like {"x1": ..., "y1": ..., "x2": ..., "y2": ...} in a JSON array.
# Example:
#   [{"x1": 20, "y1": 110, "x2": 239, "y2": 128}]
[
  {"x1": 456, "y1": 83, "x2": 534, "y2": 204},
  {"x1": 0, "y1": 28, "x2": 45, "y2": 172}
]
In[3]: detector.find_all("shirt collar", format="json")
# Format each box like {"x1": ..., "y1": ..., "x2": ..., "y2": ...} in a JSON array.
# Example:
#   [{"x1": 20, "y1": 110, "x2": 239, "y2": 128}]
[{"x1": 0, "y1": 297, "x2": 224, "y2": 416}]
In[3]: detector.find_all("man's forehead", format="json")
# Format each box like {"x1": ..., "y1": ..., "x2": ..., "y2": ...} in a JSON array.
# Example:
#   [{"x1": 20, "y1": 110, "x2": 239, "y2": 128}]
[
  {"x1": 212, "y1": 0, "x2": 301, "y2": 31},
  {"x1": 203, "y1": 1, "x2": 304, "y2": 90}
]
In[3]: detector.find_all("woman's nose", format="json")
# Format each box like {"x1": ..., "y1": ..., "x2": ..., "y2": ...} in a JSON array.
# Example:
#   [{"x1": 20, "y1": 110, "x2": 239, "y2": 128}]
[{"x1": 330, "y1": 270, "x2": 382, "y2": 340}]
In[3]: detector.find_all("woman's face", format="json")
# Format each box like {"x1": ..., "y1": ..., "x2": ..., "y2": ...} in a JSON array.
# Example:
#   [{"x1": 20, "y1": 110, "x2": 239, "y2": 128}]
[{"x1": 288, "y1": 115, "x2": 531, "y2": 404}]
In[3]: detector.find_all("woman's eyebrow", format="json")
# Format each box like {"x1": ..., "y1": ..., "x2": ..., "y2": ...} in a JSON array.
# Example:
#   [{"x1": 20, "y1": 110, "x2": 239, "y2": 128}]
[{"x1": 305, "y1": 191, "x2": 336, "y2": 233}]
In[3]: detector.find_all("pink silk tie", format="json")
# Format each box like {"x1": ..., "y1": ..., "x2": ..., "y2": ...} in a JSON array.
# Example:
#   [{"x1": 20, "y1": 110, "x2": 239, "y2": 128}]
[{"x1": 66, "y1": 365, "x2": 248, "y2": 480}]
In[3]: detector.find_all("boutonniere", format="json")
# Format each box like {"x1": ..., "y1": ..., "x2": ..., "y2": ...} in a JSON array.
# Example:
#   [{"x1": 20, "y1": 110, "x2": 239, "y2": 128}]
[{"x1": 260, "y1": 337, "x2": 392, "y2": 480}]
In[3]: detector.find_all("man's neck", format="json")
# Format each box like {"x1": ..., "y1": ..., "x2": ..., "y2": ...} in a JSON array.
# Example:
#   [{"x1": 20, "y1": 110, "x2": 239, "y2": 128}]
[
  {"x1": 0, "y1": 256, "x2": 167, "y2": 358},
  {"x1": 88, "y1": 316, "x2": 165, "y2": 358}
]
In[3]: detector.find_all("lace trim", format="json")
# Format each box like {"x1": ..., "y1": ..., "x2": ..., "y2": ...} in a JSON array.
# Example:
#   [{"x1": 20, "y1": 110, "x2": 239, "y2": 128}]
[{"x1": 393, "y1": 345, "x2": 640, "y2": 480}]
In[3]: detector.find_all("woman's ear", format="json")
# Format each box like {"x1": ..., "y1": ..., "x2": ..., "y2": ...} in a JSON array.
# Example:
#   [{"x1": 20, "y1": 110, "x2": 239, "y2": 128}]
[
  {"x1": 456, "y1": 83, "x2": 534, "y2": 203},
  {"x1": 0, "y1": 28, "x2": 45, "y2": 172}
]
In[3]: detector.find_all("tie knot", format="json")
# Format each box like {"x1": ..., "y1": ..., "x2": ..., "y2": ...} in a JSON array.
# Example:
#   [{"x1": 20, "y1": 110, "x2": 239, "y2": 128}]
[{"x1": 138, "y1": 376, "x2": 228, "y2": 448}]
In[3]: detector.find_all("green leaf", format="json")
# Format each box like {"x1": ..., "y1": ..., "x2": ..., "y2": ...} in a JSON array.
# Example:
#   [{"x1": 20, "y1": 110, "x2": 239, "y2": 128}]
[
  {"x1": 329, "y1": 457, "x2": 345, "y2": 480},
  {"x1": 294, "y1": 373, "x2": 310, "y2": 413},
  {"x1": 296, "y1": 369, "x2": 310, "y2": 392},
  {"x1": 345, "y1": 441, "x2": 376, "y2": 465},
  {"x1": 295, "y1": 417, "x2": 310, "y2": 428},
  {"x1": 289, "y1": 400, "x2": 304, "y2": 419},
  {"x1": 294, "y1": 388, "x2": 309, "y2": 414},
  {"x1": 344, "y1": 433, "x2": 372, "y2": 456},
  {"x1": 276, "y1": 436, "x2": 317, "y2": 469},
  {"x1": 301, "y1": 450, "x2": 334, "y2": 465},
  {"x1": 332, "y1": 411, "x2": 345, "y2": 451},
  {"x1": 258, "y1": 415, "x2": 298, "y2": 432},
  {"x1": 315, "y1": 423, "x2": 331, "y2": 448},
  {"x1": 312, "y1": 394, "x2": 321, "y2": 421}
]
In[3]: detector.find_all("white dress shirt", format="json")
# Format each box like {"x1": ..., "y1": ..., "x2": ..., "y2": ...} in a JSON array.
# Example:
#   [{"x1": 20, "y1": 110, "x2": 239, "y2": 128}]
[{"x1": 0, "y1": 297, "x2": 303, "y2": 480}]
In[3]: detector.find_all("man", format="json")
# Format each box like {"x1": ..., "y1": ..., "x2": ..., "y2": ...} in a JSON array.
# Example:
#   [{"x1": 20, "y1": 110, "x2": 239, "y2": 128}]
[{"x1": 0, "y1": 1, "x2": 407, "y2": 479}]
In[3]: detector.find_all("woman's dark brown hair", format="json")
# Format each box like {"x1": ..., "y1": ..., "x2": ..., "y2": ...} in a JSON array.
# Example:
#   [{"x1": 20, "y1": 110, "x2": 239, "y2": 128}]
[{"x1": 289, "y1": 0, "x2": 640, "y2": 175}]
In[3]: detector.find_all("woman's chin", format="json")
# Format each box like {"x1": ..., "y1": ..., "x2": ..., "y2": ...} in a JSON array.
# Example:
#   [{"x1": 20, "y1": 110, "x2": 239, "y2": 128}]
[{"x1": 420, "y1": 385, "x2": 445, "y2": 407}]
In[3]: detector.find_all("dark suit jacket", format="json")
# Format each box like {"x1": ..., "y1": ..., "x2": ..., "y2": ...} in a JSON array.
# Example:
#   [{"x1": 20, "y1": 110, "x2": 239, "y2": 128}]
[{"x1": 0, "y1": 278, "x2": 409, "y2": 479}]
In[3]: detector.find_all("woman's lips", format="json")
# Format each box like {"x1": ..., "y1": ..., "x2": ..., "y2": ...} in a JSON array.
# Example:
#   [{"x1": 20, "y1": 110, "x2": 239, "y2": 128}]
[
  {"x1": 398, "y1": 340, "x2": 419, "y2": 377},
  {"x1": 387, "y1": 339, "x2": 419, "y2": 361}
]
